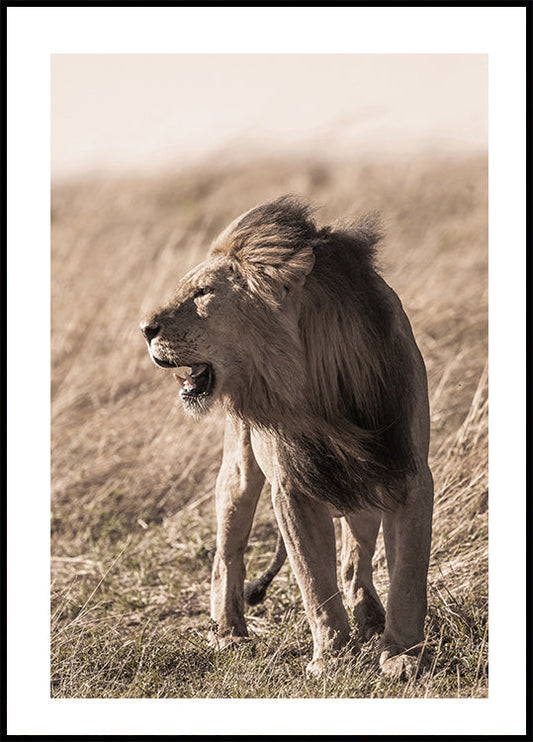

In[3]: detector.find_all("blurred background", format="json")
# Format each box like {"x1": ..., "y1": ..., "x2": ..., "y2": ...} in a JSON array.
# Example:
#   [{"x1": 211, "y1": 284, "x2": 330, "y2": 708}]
[{"x1": 51, "y1": 54, "x2": 487, "y2": 181}]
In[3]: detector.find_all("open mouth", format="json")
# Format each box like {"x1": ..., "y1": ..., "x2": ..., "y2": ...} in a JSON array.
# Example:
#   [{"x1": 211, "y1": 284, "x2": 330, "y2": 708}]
[{"x1": 172, "y1": 363, "x2": 214, "y2": 398}]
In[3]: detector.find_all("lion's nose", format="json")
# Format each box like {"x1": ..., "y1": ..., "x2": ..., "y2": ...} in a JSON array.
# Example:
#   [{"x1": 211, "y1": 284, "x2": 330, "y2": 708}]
[{"x1": 139, "y1": 320, "x2": 160, "y2": 342}]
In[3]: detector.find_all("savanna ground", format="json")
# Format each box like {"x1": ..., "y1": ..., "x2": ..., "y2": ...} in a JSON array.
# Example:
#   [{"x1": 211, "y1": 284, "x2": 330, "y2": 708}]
[{"x1": 51, "y1": 154, "x2": 488, "y2": 698}]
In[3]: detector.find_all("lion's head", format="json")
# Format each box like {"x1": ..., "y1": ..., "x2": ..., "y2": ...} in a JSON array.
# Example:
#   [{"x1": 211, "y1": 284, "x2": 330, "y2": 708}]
[
  {"x1": 141, "y1": 198, "x2": 319, "y2": 421},
  {"x1": 141, "y1": 196, "x2": 418, "y2": 511}
]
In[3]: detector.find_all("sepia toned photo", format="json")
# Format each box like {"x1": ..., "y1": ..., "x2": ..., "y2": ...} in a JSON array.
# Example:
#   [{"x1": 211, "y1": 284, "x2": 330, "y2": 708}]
[{"x1": 50, "y1": 52, "x2": 488, "y2": 700}]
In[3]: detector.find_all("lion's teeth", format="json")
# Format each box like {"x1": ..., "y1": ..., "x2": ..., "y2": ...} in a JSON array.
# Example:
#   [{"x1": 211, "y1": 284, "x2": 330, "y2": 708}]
[
  {"x1": 173, "y1": 371, "x2": 194, "y2": 389},
  {"x1": 173, "y1": 364, "x2": 207, "y2": 392},
  {"x1": 175, "y1": 366, "x2": 193, "y2": 378},
  {"x1": 190, "y1": 364, "x2": 208, "y2": 378}
]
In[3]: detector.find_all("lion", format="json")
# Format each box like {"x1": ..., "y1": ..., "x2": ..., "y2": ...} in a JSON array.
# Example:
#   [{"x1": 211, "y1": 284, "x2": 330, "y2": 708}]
[{"x1": 140, "y1": 197, "x2": 434, "y2": 678}]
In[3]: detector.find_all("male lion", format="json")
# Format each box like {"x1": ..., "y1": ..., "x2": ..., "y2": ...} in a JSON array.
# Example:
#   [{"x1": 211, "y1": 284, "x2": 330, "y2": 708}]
[{"x1": 140, "y1": 197, "x2": 433, "y2": 678}]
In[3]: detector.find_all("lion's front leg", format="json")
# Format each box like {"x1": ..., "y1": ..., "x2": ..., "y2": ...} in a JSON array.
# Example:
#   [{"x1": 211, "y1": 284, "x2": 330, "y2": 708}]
[
  {"x1": 209, "y1": 416, "x2": 265, "y2": 648},
  {"x1": 380, "y1": 465, "x2": 434, "y2": 678},
  {"x1": 271, "y1": 481, "x2": 352, "y2": 676}
]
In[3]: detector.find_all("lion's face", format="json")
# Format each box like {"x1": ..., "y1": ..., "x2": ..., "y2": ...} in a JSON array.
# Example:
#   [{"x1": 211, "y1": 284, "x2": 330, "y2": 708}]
[
  {"x1": 141, "y1": 198, "x2": 321, "y2": 421},
  {"x1": 141, "y1": 256, "x2": 253, "y2": 416}
]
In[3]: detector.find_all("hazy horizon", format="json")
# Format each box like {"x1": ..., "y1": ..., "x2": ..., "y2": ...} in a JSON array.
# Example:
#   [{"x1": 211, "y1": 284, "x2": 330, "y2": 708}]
[{"x1": 51, "y1": 54, "x2": 487, "y2": 181}]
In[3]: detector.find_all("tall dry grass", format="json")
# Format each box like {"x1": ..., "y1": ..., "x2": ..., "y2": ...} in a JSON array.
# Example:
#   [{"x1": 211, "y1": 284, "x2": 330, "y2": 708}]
[{"x1": 51, "y1": 154, "x2": 487, "y2": 698}]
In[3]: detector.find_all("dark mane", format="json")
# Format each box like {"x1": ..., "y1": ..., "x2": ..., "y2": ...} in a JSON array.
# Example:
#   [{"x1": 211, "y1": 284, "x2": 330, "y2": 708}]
[
  {"x1": 216, "y1": 196, "x2": 418, "y2": 512},
  {"x1": 279, "y1": 202, "x2": 417, "y2": 511}
]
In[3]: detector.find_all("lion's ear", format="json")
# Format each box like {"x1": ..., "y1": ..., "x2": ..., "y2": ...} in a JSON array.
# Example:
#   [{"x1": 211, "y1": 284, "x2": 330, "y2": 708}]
[
  {"x1": 261, "y1": 245, "x2": 315, "y2": 305},
  {"x1": 280, "y1": 245, "x2": 316, "y2": 287}
]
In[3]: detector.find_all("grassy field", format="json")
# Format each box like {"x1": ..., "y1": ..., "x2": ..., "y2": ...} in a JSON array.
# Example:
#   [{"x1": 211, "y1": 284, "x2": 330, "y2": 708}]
[{"x1": 51, "y1": 153, "x2": 488, "y2": 698}]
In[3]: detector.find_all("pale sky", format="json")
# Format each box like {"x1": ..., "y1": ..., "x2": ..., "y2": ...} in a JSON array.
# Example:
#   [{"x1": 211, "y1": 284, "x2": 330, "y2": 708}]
[{"x1": 51, "y1": 54, "x2": 487, "y2": 179}]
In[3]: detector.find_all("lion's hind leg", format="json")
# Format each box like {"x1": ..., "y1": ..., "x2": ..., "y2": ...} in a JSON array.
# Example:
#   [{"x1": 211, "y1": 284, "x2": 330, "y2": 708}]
[
  {"x1": 380, "y1": 464, "x2": 434, "y2": 679},
  {"x1": 340, "y1": 510, "x2": 386, "y2": 642}
]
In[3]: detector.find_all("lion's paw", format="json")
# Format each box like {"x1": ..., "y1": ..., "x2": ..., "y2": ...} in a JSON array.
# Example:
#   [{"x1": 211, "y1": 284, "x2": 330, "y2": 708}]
[
  {"x1": 306, "y1": 657, "x2": 326, "y2": 677},
  {"x1": 208, "y1": 632, "x2": 251, "y2": 651},
  {"x1": 306, "y1": 656, "x2": 343, "y2": 678},
  {"x1": 306, "y1": 639, "x2": 359, "y2": 678},
  {"x1": 379, "y1": 649, "x2": 430, "y2": 681}
]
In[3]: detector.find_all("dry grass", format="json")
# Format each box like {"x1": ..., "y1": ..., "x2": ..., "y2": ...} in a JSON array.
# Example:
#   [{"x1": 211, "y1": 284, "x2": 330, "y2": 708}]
[{"x1": 51, "y1": 153, "x2": 488, "y2": 698}]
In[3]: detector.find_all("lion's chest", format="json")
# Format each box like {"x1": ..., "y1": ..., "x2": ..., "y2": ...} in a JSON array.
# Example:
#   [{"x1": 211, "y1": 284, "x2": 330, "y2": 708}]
[{"x1": 250, "y1": 428, "x2": 345, "y2": 518}]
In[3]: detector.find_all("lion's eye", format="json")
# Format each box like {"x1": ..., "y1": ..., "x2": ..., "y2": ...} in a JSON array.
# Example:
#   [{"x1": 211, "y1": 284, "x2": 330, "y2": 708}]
[{"x1": 193, "y1": 287, "x2": 212, "y2": 299}]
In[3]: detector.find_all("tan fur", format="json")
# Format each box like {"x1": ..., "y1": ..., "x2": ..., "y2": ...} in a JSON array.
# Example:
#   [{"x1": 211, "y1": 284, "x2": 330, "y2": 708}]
[{"x1": 141, "y1": 197, "x2": 434, "y2": 677}]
